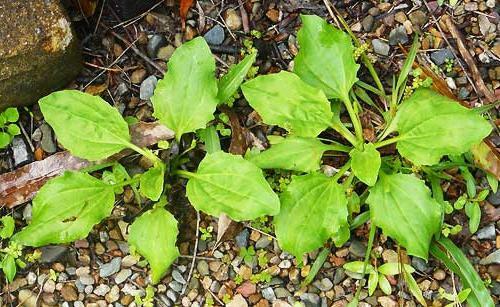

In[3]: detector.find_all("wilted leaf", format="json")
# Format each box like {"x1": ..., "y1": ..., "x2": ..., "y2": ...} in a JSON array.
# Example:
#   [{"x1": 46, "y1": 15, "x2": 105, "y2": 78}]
[{"x1": 471, "y1": 140, "x2": 500, "y2": 180}]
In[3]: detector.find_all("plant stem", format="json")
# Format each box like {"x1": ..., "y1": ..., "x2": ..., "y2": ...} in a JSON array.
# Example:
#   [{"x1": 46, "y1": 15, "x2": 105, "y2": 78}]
[
  {"x1": 176, "y1": 170, "x2": 196, "y2": 179},
  {"x1": 373, "y1": 135, "x2": 404, "y2": 149},
  {"x1": 301, "y1": 247, "x2": 330, "y2": 287},
  {"x1": 331, "y1": 122, "x2": 358, "y2": 147},
  {"x1": 112, "y1": 177, "x2": 140, "y2": 188},
  {"x1": 332, "y1": 160, "x2": 351, "y2": 182},
  {"x1": 353, "y1": 222, "x2": 377, "y2": 303},
  {"x1": 127, "y1": 143, "x2": 162, "y2": 164},
  {"x1": 342, "y1": 97, "x2": 364, "y2": 145}
]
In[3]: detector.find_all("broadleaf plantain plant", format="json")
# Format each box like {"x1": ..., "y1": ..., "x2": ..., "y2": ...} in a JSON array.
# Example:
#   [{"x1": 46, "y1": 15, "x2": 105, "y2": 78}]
[{"x1": 8, "y1": 15, "x2": 495, "y2": 306}]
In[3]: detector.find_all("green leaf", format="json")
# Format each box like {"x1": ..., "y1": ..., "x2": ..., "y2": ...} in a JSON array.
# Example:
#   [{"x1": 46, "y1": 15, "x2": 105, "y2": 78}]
[
  {"x1": 395, "y1": 35, "x2": 419, "y2": 96},
  {"x1": 217, "y1": 53, "x2": 256, "y2": 103},
  {"x1": 7, "y1": 124, "x2": 20, "y2": 136},
  {"x1": 140, "y1": 163, "x2": 165, "y2": 201},
  {"x1": 366, "y1": 172, "x2": 442, "y2": 260},
  {"x1": 465, "y1": 202, "x2": 480, "y2": 234},
  {"x1": 0, "y1": 132, "x2": 11, "y2": 148},
  {"x1": 378, "y1": 274, "x2": 392, "y2": 295},
  {"x1": 12, "y1": 171, "x2": 115, "y2": 246},
  {"x1": 294, "y1": 15, "x2": 359, "y2": 101},
  {"x1": 458, "y1": 288, "x2": 471, "y2": 303},
  {"x1": 274, "y1": 173, "x2": 349, "y2": 259},
  {"x1": 343, "y1": 261, "x2": 374, "y2": 274},
  {"x1": 241, "y1": 71, "x2": 333, "y2": 138},
  {"x1": 246, "y1": 136, "x2": 333, "y2": 172},
  {"x1": 197, "y1": 126, "x2": 221, "y2": 153},
  {"x1": 368, "y1": 270, "x2": 378, "y2": 296},
  {"x1": 0, "y1": 216, "x2": 15, "y2": 239},
  {"x1": 350, "y1": 143, "x2": 381, "y2": 186},
  {"x1": 1, "y1": 255, "x2": 16, "y2": 283},
  {"x1": 39, "y1": 90, "x2": 132, "y2": 161},
  {"x1": 128, "y1": 206, "x2": 179, "y2": 284},
  {"x1": 378, "y1": 263, "x2": 415, "y2": 275},
  {"x1": 394, "y1": 89, "x2": 492, "y2": 165},
  {"x1": 486, "y1": 173, "x2": 498, "y2": 193},
  {"x1": 404, "y1": 270, "x2": 427, "y2": 306},
  {"x1": 3, "y1": 108, "x2": 19, "y2": 122},
  {"x1": 185, "y1": 151, "x2": 280, "y2": 221},
  {"x1": 152, "y1": 37, "x2": 218, "y2": 140}
]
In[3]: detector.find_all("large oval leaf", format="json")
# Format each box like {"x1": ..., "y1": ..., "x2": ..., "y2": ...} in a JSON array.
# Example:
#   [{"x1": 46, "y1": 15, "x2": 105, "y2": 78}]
[
  {"x1": 152, "y1": 37, "x2": 218, "y2": 140},
  {"x1": 128, "y1": 206, "x2": 179, "y2": 284},
  {"x1": 217, "y1": 53, "x2": 256, "y2": 103},
  {"x1": 246, "y1": 137, "x2": 334, "y2": 173},
  {"x1": 350, "y1": 143, "x2": 381, "y2": 186},
  {"x1": 13, "y1": 171, "x2": 115, "y2": 246},
  {"x1": 39, "y1": 90, "x2": 131, "y2": 161},
  {"x1": 395, "y1": 89, "x2": 492, "y2": 165},
  {"x1": 274, "y1": 173, "x2": 349, "y2": 259},
  {"x1": 294, "y1": 15, "x2": 359, "y2": 102},
  {"x1": 241, "y1": 71, "x2": 333, "y2": 137},
  {"x1": 186, "y1": 151, "x2": 280, "y2": 221},
  {"x1": 366, "y1": 173, "x2": 442, "y2": 260}
]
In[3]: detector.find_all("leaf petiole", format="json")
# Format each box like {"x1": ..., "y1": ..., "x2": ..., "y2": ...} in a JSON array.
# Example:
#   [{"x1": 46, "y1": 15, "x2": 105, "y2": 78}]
[
  {"x1": 373, "y1": 135, "x2": 405, "y2": 149},
  {"x1": 127, "y1": 143, "x2": 162, "y2": 164},
  {"x1": 175, "y1": 170, "x2": 196, "y2": 179},
  {"x1": 332, "y1": 160, "x2": 351, "y2": 182}
]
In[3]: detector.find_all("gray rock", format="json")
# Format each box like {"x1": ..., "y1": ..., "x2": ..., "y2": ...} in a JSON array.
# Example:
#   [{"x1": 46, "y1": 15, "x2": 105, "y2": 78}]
[
  {"x1": 172, "y1": 270, "x2": 186, "y2": 284},
  {"x1": 204, "y1": 25, "x2": 225, "y2": 45},
  {"x1": 235, "y1": 229, "x2": 249, "y2": 248},
  {"x1": 479, "y1": 249, "x2": 500, "y2": 265},
  {"x1": 362, "y1": 15, "x2": 374, "y2": 32},
  {"x1": 169, "y1": 280, "x2": 183, "y2": 292},
  {"x1": 255, "y1": 236, "x2": 272, "y2": 249},
  {"x1": 93, "y1": 284, "x2": 110, "y2": 296},
  {"x1": 388, "y1": 26, "x2": 408, "y2": 45},
  {"x1": 300, "y1": 293, "x2": 321, "y2": 307},
  {"x1": 313, "y1": 278, "x2": 333, "y2": 292},
  {"x1": 114, "y1": 269, "x2": 131, "y2": 284},
  {"x1": 262, "y1": 287, "x2": 276, "y2": 301},
  {"x1": 333, "y1": 268, "x2": 346, "y2": 284},
  {"x1": 476, "y1": 224, "x2": 495, "y2": 240},
  {"x1": 431, "y1": 48, "x2": 454, "y2": 65},
  {"x1": 12, "y1": 137, "x2": 32, "y2": 167},
  {"x1": 372, "y1": 39, "x2": 390, "y2": 56},
  {"x1": 349, "y1": 240, "x2": 366, "y2": 258},
  {"x1": 274, "y1": 287, "x2": 291, "y2": 298},
  {"x1": 457, "y1": 87, "x2": 470, "y2": 100},
  {"x1": 147, "y1": 34, "x2": 168, "y2": 58},
  {"x1": 140, "y1": 75, "x2": 158, "y2": 100},
  {"x1": 408, "y1": 10, "x2": 428, "y2": 27},
  {"x1": 22, "y1": 204, "x2": 32, "y2": 222},
  {"x1": 487, "y1": 189, "x2": 500, "y2": 206},
  {"x1": 197, "y1": 260, "x2": 209, "y2": 276},
  {"x1": 166, "y1": 289, "x2": 177, "y2": 302},
  {"x1": 0, "y1": 0, "x2": 82, "y2": 109},
  {"x1": 412, "y1": 257, "x2": 430, "y2": 273},
  {"x1": 99, "y1": 257, "x2": 121, "y2": 277},
  {"x1": 78, "y1": 275, "x2": 94, "y2": 286},
  {"x1": 492, "y1": 281, "x2": 500, "y2": 296},
  {"x1": 40, "y1": 123, "x2": 56, "y2": 153},
  {"x1": 40, "y1": 246, "x2": 68, "y2": 263},
  {"x1": 278, "y1": 259, "x2": 292, "y2": 269},
  {"x1": 159, "y1": 294, "x2": 173, "y2": 307}
]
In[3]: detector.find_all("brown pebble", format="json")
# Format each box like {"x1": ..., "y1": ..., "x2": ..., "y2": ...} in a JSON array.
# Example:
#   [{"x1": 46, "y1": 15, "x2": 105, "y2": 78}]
[
  {"x1": 61, "y1": 284, "x2": 78, "y2": 301},
  {"x1": 266, "y1": 9, "x2": 280, "y2": 23}
]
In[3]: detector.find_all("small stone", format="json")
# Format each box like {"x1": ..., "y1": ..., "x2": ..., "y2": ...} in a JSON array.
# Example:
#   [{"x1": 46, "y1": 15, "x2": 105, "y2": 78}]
[
  {"x1": 130, "y1": 68, "x2": 147, "y2": 84},
  {"x1": 99, "y1": 257, "x2": 121, "y2": 278},
  {"x1": 40, "y1": 245, "x2": 68, "y2": 263},
  {"x1": 394, "y1": 11, "x2": 407, "y2": 23},
  {"x1": 412, "y1": 257, "x2": 430, "y2": 273},
  {"x1": 446, "y1": 77, "x2": 457, "y2": 90},
  {"x1": 408, "y1": 10, "x2": 427, "y2": 27},
  {"x1": 169, "y1": 280, "x2": 183, "y2": 292},
  {"x1": 372, "y1": 39, "x2": 390, "y2": 56},
  {"x1": 61, "y1": 284, "x2": 78, "y2": 301},
  {"x1": 368, "y1": 7, "x2": 380, "y2": 16},
  {"x1": 486, "y1": 0, "x2": 495, "y2": 8},
  {"x1": 349, "y1": 240, "x2": 367, "y2": 258},
  {"x1": 197, "y1": 260, "x2": 210, "y2": 276},
  {"x1": 43, "y1": 279, "x2": 56, "y2": 293},
  {"x1": 94, "y1": 284, "x2": 110, "y2": 296},
  {"x1": 172, "y1": 270, "x2": 186, "y2": 284},
  {"x1": 300, "y1": 293, "x2": 321, "y2": 306},
  {"x1": 388, "y1": 26, "x2": 409, "y2": 45},
  {"x1": 464, "y1": 2, "x2": 478, "y2": 11},
  {"x1": 204, "y1": 25, "x2": 225, "y2": 45},
  {"x1": 476, "y1": 224, "x2": 496, "y2": 240},
  {"x1": 18, "y1": 290, "x2": 37, "y2": 307},
  {"x1": 225, "y1": 9, "x2": 242, "y2": 31},
  {"x1": 167, "y1": 289, "x2": 177, "y2": 302},
  {"x1": 235, "y1": 229, "x2": 250, "y2": 248},
  {"x1": 256, "y1": 236, "x2": 272, "y2": 249},
  {"x1": 139, "y1": 76, "x2": 158, "y2": 100},
  {"x1": 478, "y1": 15, "x2": 494, "y2": 36},
  {"x1": 214, "y1": 264, "x2": 229, "y2": 281},
  {"x1": 84, "y1": 285, "x2": 93, "y2": 294},
  {"x1": 274, "y1": 287, "x2": 291, "y2": 298},
  {"x1": 458, "y1": 87, "x2": 470, "y2": 100},
  {"x1": 147, "y1": 34, "x2": 168, "y2": 58},
  {"x1": 121, "y1": 255, "x2": 138, "y2": 267},
  {"x1": 433, "y1": 269, "x2": 446, "y2": 281},
  {"x1": 266, "y1": 9, "x2": 280, "y2": 23},
  {"x1": 382, "y1": 249, "x2": 398, "y2": 263},
  {"x1": 12, "y1": 137, "x2": 32, "y2": 167},
  {"x1": 278, "y1": 260, "x2": 291, "y2": 269},
  {"x1": 237, "y1": 281, "x2": 257, "y2": 297},
  {"x1": 262, "y1": 287, "x2": 276, "y2": 301},
  {"x1": 114, "y1": 269, "x2": 132, "y2": 284},
  {"x1": 105, "y1": 285, "x2": 120, "y2": 303},
  {"x1": 313, "y1": 278, "x2": 333, "y2": 292},
  {"x1": 362, "y1": 15, "x2": 374, "y2": 32},
  {"x1": 480, "y1": 249, "x2": 500, "y2": 265},
  {"x1": 157, "y1": 45, "x2": 175, "y2": 60},
  {"x1": 430, "y1": 48, "x2": 454, "y2": 65},
  {"x1": 27, "y1": 272, "x2": 37, "y2": 285},
  {"x1": 333, "y1": 268, "x2": 346, "y2": 284},
  {"x1": 40, "y1": 123, "x2": 56, "y2": 153},
  {"x1": 378, "y1": 296, "x2": 397, "y2": 307},
  {"x1": 227, "y1": 294, "x2": 248, "y2": 307}
]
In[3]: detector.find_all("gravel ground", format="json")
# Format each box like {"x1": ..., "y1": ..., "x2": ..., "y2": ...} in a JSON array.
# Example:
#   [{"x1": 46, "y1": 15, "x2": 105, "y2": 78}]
[{"x1": 0, "y1": 0, "x2": 499, "y2": 306}]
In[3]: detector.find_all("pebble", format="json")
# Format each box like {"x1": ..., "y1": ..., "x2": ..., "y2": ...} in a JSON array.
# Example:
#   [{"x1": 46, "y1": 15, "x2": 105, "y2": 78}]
[
  {"x1": 197, "y1": 260, "x2": 210, "y2": 276},
  {"x1": 430, "y1": 48, "x2": 454, "y2": 65},
  {"x1": 412, "y1": 257, "x2": 430, "y2": 273},
  {"x1": 458, "y1": 87, "x2": 470, "y2": 100},
  {"x1": 40, "y1": 123, "x2": 56, "y2": 153},
  {"x1": 256, "y1": 236, "x2": 272, "y2": 249},
  {"x1": 169, "y1": 280, "x2": 183, "y2": 292},
  {"x1": 167, "y1": 289, "x2": 178, "y2": 302},
  {"x1": 372, "y1": 39, "x2": 390, "y2": 56},
  {"x1": 408, "y1": 10, "x2": 427, "y2": 27},
  {"x1": 236, "y1": 229, "x2": 250, "y2": 247},
  {"x1": 333, "y1": 268, "x2": 346, "y2": 284},
  {"x1": 18, "y1": 290, "x2": 37, "y2": 307},
  {"x1": 432, "y1": 269, "x2": 446, "y2": 281},
  {"x1": 227, "y1": 294, "x2": 248, "y2": 307},
  {"x1": 362, "y1": 15, "x2": 374, "y2": 32},
  {"x1": 278, "y1": 260, "x2": 292, "y2": 269},
  {"x1": 12, "y1": 137, "x2": 32, "y2": 167},
  {"x1": 349, "y1": 240, "x2": 367, "y2": 258},
  {"x1": 225, "y1": 9, "x2": 242, "y2": 31},
  {"x1": 313, "y1": 278, "x2": 333, "y2": 291},
  {"x1": 27, "y1": 272, "x2": 37, "y2": 285},
  {"x1": 480, "y1": 249, "x2": 500, "y2": 265},
  {"x1": 43, "y1": 279, "x2": 56, "y2": 293},
  {"x1": 274, "y1": 287, "x2": 291, "y2": 298},
  {"x1": 114, "y1": 269, "x2": 132, "y2": 284},
  {"x1": 378, "y1": 296, "x2": 397, "y2": 307},
  {"x1": 106, "y1": 285, "x2": 120, "y2": 303},
  {"x1": 388, "y1": 25, "x2": 409, "y2": 45},
  {"x1": 172, "y1": 270, "x2": 187, "y2": 284},
  {"x1": 464, "y1": 2, "x2": 478, "y2": 11},
  {"x1": 79, "y1": 274, "x2": 94, "y2": 286},
  {"x1": 488, "y1": 189, "x2": 500, "y2": 206},
  {"x1": 147, "y1": 34, "x2": 168, "y2": 58},
  {"x1": 94, "y1": 284, "x2": 110, "y2": 296},
  {"x1": 237, "y1": 281, "x2": 257, "y2": 297},
  {"x1": 476, "y1": 224, "x2": 496, "y2": 240},
  {"x1": 139, "y1": 76, "x2": 158, "y2": 100},
  {"x1": 478, "y1": 15, "x2": 494, "y2": 36},
  {"x1": 204, "y1": 25, "x2": 225, "y2": 45},
  {"x1": 300, "y1": 293, "x2": 321, "y2": 306},
  {"x1": 157, "y1": 45, "x2": 176, "y2": 60},
  {"x1": 262, "y1": 287, "x2": 276, "y2": 301},
  {"x1": 121, "y1": 255, "x2": 138, "y2": 267},
  {"x1": 40, "y1": 246, "x2": 68, "y2": 264}
]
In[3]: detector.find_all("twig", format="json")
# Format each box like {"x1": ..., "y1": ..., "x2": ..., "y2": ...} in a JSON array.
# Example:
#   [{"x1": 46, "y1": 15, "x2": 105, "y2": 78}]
[
  {"x1": 109, "y1": 31, "x2": 166, "y2": 75},
  {"x1": 94, "y1": 0, "x2": 106, "y2": 34},
  {"x1": 440, "y1": 14, "x2": 496, "y2": 103},
  {"x1": 181, "y1": 210, "x2": 200, "y2": 297},
  {"x1": 238, "y1": 0, "x2": 250, "y2": 33},
  {"x1": 112, "y1": 0, "x2": 165, "y2": 29},
  {"x1": 244, "y1": 224, "x2": 277, "y2": 240}
]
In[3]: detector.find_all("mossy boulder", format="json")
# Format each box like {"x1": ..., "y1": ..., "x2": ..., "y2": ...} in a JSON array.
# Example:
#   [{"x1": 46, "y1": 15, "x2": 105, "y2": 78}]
[{"x1": 0, "y1": 0, "x2": 81, "y2": 110}]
